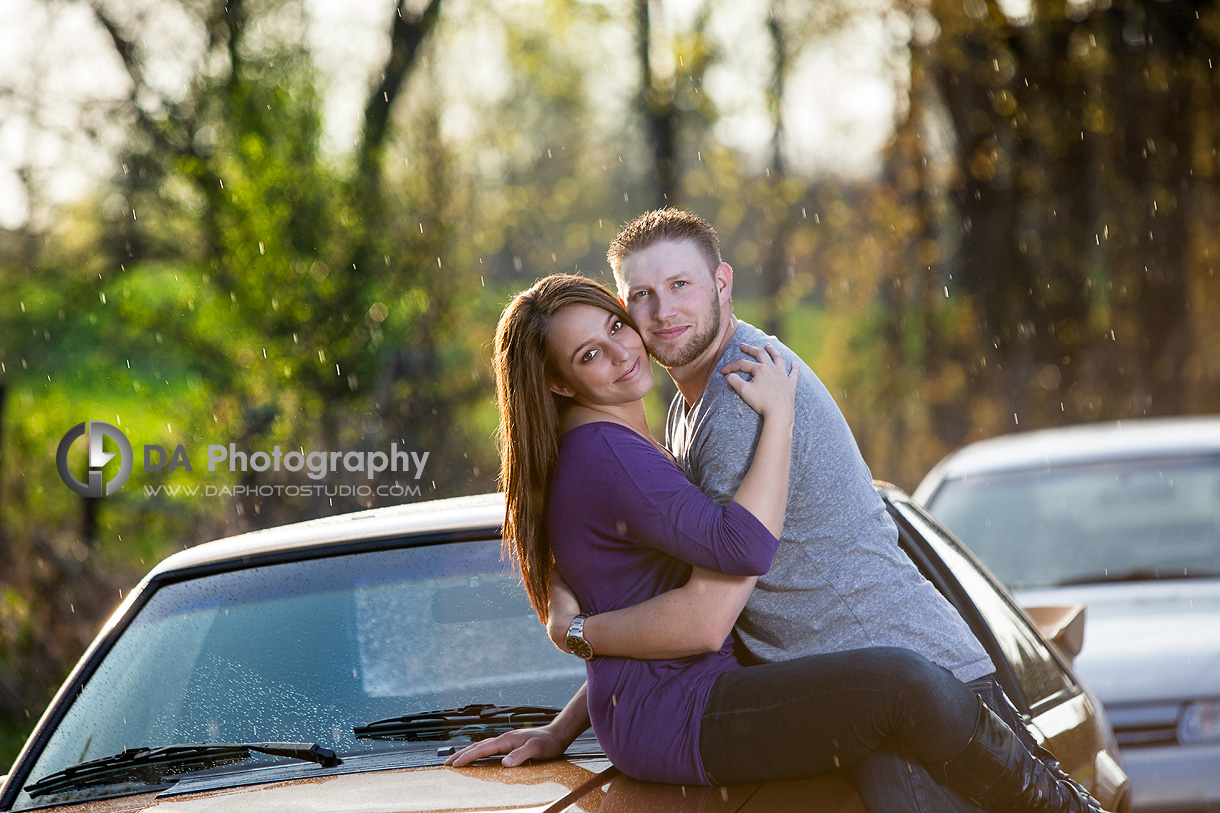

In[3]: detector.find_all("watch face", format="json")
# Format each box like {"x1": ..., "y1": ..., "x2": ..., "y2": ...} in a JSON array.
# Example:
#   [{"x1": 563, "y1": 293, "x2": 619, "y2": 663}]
[{"x1": 566, "y1": 635, "x2": 594, "y2": 660}]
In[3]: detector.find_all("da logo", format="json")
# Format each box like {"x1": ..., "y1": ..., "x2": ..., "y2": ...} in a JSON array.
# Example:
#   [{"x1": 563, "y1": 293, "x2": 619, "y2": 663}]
[{"x1": 56, "y1": 421, "x2": 133, "y2": 498}]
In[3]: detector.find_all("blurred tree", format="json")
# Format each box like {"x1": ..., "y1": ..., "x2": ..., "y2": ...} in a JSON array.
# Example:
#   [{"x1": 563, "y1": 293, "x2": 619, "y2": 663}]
[
  {"x1": 637, "y1": 0, "x2": 678, "y2": 206},
  {"x1": 918, "y1": 0, "x2": 1220, "y2": 433},
  {"x1": 630, "y1": 0, "x2": 717, "y2": 210},
  {"x1": 759, "y1": 7, "x2": 793, "y2": 337},
  {"x1": 0, "y1": 0, "x2": 461, "y2": 762},
  {"x1": 76, "y1": 0, "x2": 479, "y2": 529}
]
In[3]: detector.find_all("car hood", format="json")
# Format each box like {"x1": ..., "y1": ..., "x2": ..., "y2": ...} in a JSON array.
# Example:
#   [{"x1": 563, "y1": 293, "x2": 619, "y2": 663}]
[
  {"x1": 1017, "y1": 580, "x2": 1220, "y2": 705},
  {"x1": 14, "y1": 758, "x2": 863, "y2": 813},
  {"x1": 18, "y1": 758, "x2": 627, "y2": 813}
]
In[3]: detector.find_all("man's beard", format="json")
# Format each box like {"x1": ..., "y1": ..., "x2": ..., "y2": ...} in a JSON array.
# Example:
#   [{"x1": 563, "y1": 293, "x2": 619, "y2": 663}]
[{"x1": 650, "y1": 295, "x2": 721, "y2": 369}]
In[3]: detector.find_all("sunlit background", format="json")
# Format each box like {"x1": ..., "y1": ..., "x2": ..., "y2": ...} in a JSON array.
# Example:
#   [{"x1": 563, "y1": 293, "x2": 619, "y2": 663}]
[{"x1": 2, "y1": 0, "x2": 1218, "y2": 766}]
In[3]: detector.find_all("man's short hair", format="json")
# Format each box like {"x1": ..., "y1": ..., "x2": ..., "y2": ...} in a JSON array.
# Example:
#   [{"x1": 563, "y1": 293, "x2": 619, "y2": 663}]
[{"x1": 607, "y1": 209, "x2": 722, "y2": 282}]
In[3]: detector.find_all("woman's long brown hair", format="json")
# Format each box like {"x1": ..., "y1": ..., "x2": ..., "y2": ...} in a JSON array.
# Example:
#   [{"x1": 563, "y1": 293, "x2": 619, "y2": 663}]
[{"x1": 492, "y1": 274, "x2": 636, "y2": 623}]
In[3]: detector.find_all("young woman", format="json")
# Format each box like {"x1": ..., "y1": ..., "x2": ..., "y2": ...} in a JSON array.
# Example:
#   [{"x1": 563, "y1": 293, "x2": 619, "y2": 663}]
[{"x1": 450, "y1": 274, "x2": 1108, "y2": 813}]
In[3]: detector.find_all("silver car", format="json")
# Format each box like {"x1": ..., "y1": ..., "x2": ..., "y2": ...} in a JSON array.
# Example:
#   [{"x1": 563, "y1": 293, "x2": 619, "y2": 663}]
[{"x1": 914, "y1": 417, "x2": 1220, "y2": 813}]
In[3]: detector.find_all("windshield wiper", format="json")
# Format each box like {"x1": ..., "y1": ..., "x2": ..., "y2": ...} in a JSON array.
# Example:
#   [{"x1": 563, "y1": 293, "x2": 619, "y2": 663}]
[
  {"x1": 354, "y1": 703, "x2": 560, "y2": 742},
  {"x1": 26, "y1": 741, "x2": 341, "y2": 799}
]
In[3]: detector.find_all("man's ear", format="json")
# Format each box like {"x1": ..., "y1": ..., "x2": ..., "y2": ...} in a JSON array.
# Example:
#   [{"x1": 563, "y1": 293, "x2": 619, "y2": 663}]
[
  {"x1": 715, "y1": 262, "x2": 734, "y2": 307},
  {"x1": 549, "y1": 379, "x2": 575, "y2": 398}
]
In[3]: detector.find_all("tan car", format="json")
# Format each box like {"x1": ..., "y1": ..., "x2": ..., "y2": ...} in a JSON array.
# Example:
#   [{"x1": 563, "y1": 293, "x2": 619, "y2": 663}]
[{"x1": 0, "y1": 488, "x2": 1129, "y2": 812}]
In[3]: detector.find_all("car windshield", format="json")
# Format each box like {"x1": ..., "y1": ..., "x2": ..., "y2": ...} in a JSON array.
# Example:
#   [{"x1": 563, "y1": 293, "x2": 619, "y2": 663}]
[
  {"x1": 927, "y1": 455, "x2": 1220, "y2": 590},
  {"x1": 15, "y1": 539, "x2": 585, "y2": 810}
]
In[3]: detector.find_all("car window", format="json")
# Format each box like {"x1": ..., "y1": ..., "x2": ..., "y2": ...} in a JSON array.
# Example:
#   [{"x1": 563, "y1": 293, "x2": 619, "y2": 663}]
[
  {"x1": 926, "y1": 455, "x2": 1220, "y2": 589},
  {"x1": 14, "y1": 539, "x2": 585, "y2": 811},
  {"x1": 894, "y1": 500, "x2": 1077, "y2": 714}
]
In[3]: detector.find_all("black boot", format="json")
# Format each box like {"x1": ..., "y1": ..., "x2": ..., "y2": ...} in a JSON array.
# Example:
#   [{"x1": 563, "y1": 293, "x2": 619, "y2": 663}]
[
  {"x1": 1033, "y1": 743, "x2": 1103, "y2": 812},
  {"x1": 942, "y1": 699, "x2": 1110, "y2": 813}
]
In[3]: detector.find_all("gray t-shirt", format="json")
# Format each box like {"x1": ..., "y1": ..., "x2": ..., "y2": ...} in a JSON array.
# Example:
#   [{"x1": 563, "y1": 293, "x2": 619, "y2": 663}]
[{"x1": 666, "y1": 320, "x2": 994, "y2": 682}]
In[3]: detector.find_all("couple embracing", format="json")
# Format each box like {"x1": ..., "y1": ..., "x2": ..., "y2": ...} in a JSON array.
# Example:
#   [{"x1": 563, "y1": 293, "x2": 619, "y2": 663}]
[{"x1": 449, "y1": 209, "x2": 1108, "y2": 813}]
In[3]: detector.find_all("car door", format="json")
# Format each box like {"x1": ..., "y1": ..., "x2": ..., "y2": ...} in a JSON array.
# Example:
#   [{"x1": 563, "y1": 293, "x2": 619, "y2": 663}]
[{"x1": 884, "y1": 493, "x2": 1124, "y2": 800}]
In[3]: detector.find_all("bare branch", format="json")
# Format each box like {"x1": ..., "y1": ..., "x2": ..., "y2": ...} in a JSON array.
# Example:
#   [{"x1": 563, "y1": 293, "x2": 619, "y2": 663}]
[
  {"x1": 83, "y1": 0, "x2": 182, "y2": 155},
  {"x1": 357, "y1": 0, "x2": 443, "y2": 190}
]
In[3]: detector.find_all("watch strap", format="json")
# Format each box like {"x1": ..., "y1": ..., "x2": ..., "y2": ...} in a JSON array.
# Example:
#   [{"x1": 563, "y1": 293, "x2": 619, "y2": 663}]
[{"x1": 566, "y1": 612, "x2": 594, "y2": 660}]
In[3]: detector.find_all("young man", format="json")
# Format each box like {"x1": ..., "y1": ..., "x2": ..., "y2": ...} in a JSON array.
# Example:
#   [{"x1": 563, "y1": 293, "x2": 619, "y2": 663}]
[
  {"x1": 452, "y1": 209, "x2": 1101, "y2": 813},
  {"x1": 587, "y1": 208, "x2": 998, "y2": 810},
  {"x1": 597, "y1": 209, "x2": 993, "y2": 681}
]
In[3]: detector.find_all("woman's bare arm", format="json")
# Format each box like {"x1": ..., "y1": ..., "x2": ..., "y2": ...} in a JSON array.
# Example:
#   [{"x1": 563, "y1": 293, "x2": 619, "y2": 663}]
[{"x1": 548, "y1": 567, "x2": 755, "y2": 657}]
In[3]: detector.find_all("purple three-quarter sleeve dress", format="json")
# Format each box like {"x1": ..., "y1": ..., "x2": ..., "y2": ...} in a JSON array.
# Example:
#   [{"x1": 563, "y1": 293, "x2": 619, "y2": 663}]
[{"x1": 547, "y1": 422, "x2": 780, "y2": 784}]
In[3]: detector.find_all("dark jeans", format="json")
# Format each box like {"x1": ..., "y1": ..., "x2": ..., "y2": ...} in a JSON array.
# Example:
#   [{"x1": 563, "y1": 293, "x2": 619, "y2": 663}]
[
  {"x1": 849, "y1": 748, "x2": 980, "y2": 813},
  {"x1": 847, "y1": 675, "x2": 1043, "y2": 812},
  {"x1": 970, "y1": 674, "x2": 1040, "y2": 755},
  {"x1": 697, "y1": 646, "x2": 980, "y2": 787}
]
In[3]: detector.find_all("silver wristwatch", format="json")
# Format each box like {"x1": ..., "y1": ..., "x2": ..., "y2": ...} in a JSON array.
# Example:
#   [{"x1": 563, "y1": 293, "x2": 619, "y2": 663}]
[{"x1": 565, "y1": 612, "x2": 594, "y2": 660}]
